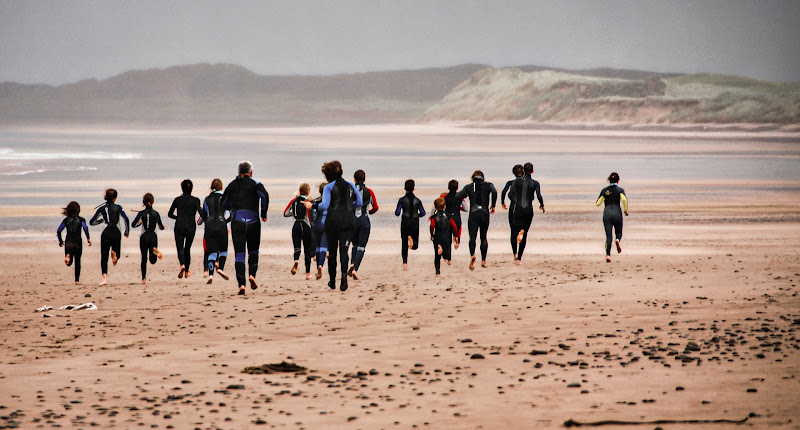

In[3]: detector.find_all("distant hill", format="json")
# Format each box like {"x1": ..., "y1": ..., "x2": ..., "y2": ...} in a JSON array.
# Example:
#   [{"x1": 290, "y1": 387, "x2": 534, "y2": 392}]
[
  {"x1": 420, "y1": 68, "x2": 800, "y2": 124},
  {"x1": 2, "y1": 63, "x2": 797, "y2": 126}
]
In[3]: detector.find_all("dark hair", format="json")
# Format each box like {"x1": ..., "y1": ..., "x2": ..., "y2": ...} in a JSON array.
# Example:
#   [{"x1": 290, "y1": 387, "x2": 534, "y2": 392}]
[
  {"x1": 434, "y1": 197, "x2": 445, "y2": 210},
  {"x1": 608, "y1": 172, "x2": 619, "y2": 183},
  {"x1": 471, "y1": 170, "x2": 484, "y2": 180},
  {"x1": 181, "y1": 179, "x2": 193, "y2": 194},
  {"x1": 448, "y1": 179, "x2": 458, "y2": 192},
  {"x1": 211, "y1": 178, "x2": 222, "y2": 191},
  {"x1": 321, "y1": 160, "x2": 343, "y2": 182},
  {"x1": 104, "y1": 188, "x2": 118, "y2": 202},
  {"x1": 299, "y1": 183, "x2": 310, "y2": 196},
  {"x1": 404, "y1": 179, "x2": 415, "y2": 192},
  {"x1": 523, "y1": 162, "x2": 533, "y2": 174},
  {"x1": 143, "y1": 193, "x2": 154, "y2": 206},
  {"x1": 354, "y1": 169, "x2": 365, "y2": 183},
  {"x1": 512, "y1": 164, "x2": 523, "y2": 176},
  {"x1": 62, "y1": 201, "x2": 80, "y2": 217},
  {"x1": 318, "y1": 182, "x2": 327, "y2": 195}
]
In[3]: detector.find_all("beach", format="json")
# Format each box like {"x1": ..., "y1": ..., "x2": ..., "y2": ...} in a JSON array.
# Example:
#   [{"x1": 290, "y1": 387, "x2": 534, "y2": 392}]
[{"x1": 1, "y1": 125, "x2": 799, "y2": 429}]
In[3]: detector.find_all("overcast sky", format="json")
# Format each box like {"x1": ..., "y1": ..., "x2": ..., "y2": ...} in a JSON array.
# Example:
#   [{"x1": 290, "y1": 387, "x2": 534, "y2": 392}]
[{"x1": 1, "y1": 0, "x2": 798, "y2": 85}]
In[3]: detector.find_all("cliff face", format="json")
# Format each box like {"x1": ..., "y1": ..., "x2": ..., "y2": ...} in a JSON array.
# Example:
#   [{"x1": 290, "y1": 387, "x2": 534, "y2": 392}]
[{"x1": 420, "y1": 68, "x2": 800, "y2": 124}]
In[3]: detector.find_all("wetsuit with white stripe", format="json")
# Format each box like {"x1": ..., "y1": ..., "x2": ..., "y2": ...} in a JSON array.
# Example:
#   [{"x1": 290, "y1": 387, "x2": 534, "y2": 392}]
[
  {"x1": 351, "y1": 182, "x2": 379, "y2": 272},
  {"x1": 284, "y1": 195, "x2": 314, "y2": 274}
]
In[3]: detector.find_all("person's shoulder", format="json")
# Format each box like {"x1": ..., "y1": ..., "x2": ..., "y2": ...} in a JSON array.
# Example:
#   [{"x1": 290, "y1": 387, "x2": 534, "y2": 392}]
[{"x1": 617, "y1": 186, "x2": 626, "y2": 193}]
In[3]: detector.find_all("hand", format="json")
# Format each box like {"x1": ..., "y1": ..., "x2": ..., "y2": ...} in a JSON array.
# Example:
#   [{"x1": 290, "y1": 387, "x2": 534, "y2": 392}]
[
  {"x1": 502, "y1": 204, "x2": 507, "y2": 210},
  {"x1": 59, "y1": 242, "x2": 63, "y2": 248},
  {"x1": 540, "y1": 206, "x2": 546, "y2": 213},
  {"x1": 624, "y1": 211, "x2": 629, "y2": 216},
  {"x1": 88, "y1": 239, "x2": 92, "y2": 246},
  {"x1": 261, "y1": 218, "x2": 268, "y2": 223},
  {"x1": 430, "y1": 236, "x2": 434, "y2": 241}
]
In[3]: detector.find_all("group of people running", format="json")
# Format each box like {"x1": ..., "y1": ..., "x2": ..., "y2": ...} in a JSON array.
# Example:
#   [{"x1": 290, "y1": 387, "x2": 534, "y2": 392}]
[{"x1": 57, "y1": 159, "x2": 629, "y2": 293}]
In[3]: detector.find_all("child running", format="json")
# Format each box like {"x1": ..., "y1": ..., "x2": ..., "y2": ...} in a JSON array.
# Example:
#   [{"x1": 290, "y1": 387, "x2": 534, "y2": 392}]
[
  {"x1": 395, "y1": 179, "x2": 426, "y2": 270},
  {"x1": 429, "y1": 197, "x2": 460, "y2": 276},
  {"x1": 131, "y1": 193, "x2": 165, "y2": 284},
  {"x1": 168, "y1": 179, "x2": 206, "y2": 279},
  {"x1": 312, "y1": 182, "x2": 328, "y2": 280},
  {"x1": 284, "y1": 183, "x2": 315, "y2": 280},
  {"x1": 349, "y1": 169, "x2": 379, "y2": 280},
  {"x1": 199, "y1": 179, "x2": 230, "y2": 284},
  {"x1": 57, "y1": 201, "x2": 91, "y2": 284},
  {"x1": 90, "y1": 188, "x2": 130, "y2": 285},
  {"x1": 440, "y1": 180, "x2": 467, "y2": 250},
  {"x1": 318, "y1": 160, "x2": 362, "y2": 291},
  {"x1": 596, "y1": 172, "x2": 629, "y2": 262}
]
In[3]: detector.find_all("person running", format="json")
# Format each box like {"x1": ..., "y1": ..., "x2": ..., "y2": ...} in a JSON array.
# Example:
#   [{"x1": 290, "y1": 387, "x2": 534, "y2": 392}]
[
  {"x1": 395, "y1": 179, "x2": 426, "y2": 270},
  {"x1": 311, "y1": 182, "x2": 328, "y2": 280},
  {"x1": 318, "y1": 160, "x2": 362, "y2": 291},
  {"x1": 168, "y1": 179, "x2": 206, "y2": 279},
  {"x1": 455, "y1": 170, "x2": 497, "y2": 270},
  {"x1": 501, "y1": 164, "x2": 524, "y2": 255},
  {"x1": 508, "y1": 162, "x2": 545, "y2": 265},
  {"x1": 90, "y1": 189, "x2": 130, "y2": 285},
  {"x1": 57, "y1": 201, "x2": 91, "y2": 284},
  {"x1": 199, "y1": 178, "x2": 230, "y2": 284},
  {"x1": 132, "y1": 193, "x2": 165, "y2": 284},
  {"x1": 429, "y1": 197, "x2": 460, "y2": 277},
  {"x1": 348, "y1": 169, "x2": 379, "y2": 280},
  {"x1": 223, "y1": 161, "x2": 269, "y2": 295},
  {"x1": 596, "y1": 172, "x2": 628, "y2": 262},
  {"x1": 284, "y1": 183, "x2": 315, "y2": 280},
  {"x1": 440, "y1": 180, "x2": 467, "y2": 250}
]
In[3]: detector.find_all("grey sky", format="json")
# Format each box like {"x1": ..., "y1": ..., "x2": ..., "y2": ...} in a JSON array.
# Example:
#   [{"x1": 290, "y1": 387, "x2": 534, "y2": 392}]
[{"x1": 1, "y1": 0, "x2": 798, "y2": 85}]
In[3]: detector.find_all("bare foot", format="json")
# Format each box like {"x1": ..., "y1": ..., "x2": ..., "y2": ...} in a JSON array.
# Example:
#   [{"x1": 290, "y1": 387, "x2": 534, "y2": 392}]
[
  {"x1": 351, "y1": 270, "x2": 359, "y2": 281},
  {"x1": 437, "y1": 244, "x2": 443, "y2": 255},
  {"x1": 469, "y1": 256, "x2": 476, "y2": 271},
  {"x1": 217, "y1": 268, "x2": 229, "y2": 280},
  {"x1": 402, "y1": 263, "x2": 408, "y2": 271},
  {"x1": 141, "y1": 278, "x2": 146, "y2": 284},
  {"x1": 178, "y1": 265, "x2": 185, "y2": 278},
  {"x1": 615, "y1": 238, "x2": 622, "y2": 254},
  {"x1": 435, "y1": 273, "x2": 440, "y2": 278},
  {"x1": 515, "y1": 259, "x2": 521, "y2": 266},
  {"x1": 238, "y1": 286, "x2": 246, "y2": 295},
  {"x1": 185, "y1": 270, "x2": 192, "y2": 278},
  {"x1": 481, "y1": 260, "x2": 488, "y2": 268},
  {"x1": 517, "y1": 229, "x2": 525, "y2": 244},
  {"x1": 74, "y1": 281, "x2": 80, "y2": 285},
  {"x1": 315, "y1": 266, "x2": 323, "y2": 280},
  {"x1": 248, "y1": 275, "x2": 258, "y2": 290},
  {"x1": 446, "y1": 259, "x2": 451, "y2": 265},
  {"x1": 153, "y1": 247, "x2": 163, "y2": 260},
  {"x1": 64, "y1": 254, "x2": 71, "y2": 265},
  {"x1": 203, "y1": 270, "x2": 209, "y2": 278},
  {"x1": 606, "y1": 255, "x2": 612, "y2": 263},
  {"x1": 291, "y1": 261, "x2": 298, "y2": 275},
  {"x1": 347, "y1": 265, "x2": 355, "y2": 278},
  {"x1": 99, "y1": 274, "x2": 108, "y2": 286},
  {"x1": 207, "y1": 275, "x2": 213, "y2": 284},
  {"x1": 305, "y1": 273, "x2": 313, "y2": 280},
  {"x1": 407, "y1": 235, "x2": 413, "y2": 249},
  {"x1": 110, "y1": 251, "x2": 118, "y2": 266}
]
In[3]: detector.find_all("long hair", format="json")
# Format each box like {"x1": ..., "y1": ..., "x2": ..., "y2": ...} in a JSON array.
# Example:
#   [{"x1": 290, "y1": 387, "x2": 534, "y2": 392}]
[{"x1": 62, "y1": 201, "x2": 80, "y2": 217}]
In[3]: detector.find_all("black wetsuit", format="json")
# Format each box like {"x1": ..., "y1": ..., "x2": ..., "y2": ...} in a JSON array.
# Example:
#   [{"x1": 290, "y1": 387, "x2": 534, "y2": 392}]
[
  {"x1": 90, "y1": 201, "x2": 130, "y2": 275},
  {"x1": 500, "y1": 177, "x2": 518, "y2": 230},
  {"x1": 442, "y1": 190, "x2": 465, "y2": 237},
  {"x1": 596, "y1": 184, "x2": 627, "y2": 256},
  {"x1": 454, "y1": 177, "x2": 497, "y2": 261},
  {"x1": 351, "y1": 183, "x2": 378, "y2": 272},
  {"x1": 429, "y1": 210, "x2": 458, "y2": 275},
  {"x1": 222, "y1": 175, "x2": 269, "y2": 288},
  {"x1": 284, "y1": 196, "x2": 314, "y2": 274},
  {"x1": 132, "y1": 206, "x2": 164, "y2": 279},
  {"x1": 200, "y1": 191, "x2": 229, "y2": 276},
  {"x1": 395, "y1": 192, "x2": 426, "y2": 264},
  {"x1": 168, "y1": 193, "x2": 205, "y2": 272},
  {"x1": 508, "y1": 174, "x2": 544, "y2": 260},
  {"x1": 57, "y1": 216, "x2": 90, "y2": 282},
  {"x1": 311, "y1": 196, "x2": 327, "y2": 269},
  {"x1": 319, "y1": 177, "x2": 362, "y2": 290}
]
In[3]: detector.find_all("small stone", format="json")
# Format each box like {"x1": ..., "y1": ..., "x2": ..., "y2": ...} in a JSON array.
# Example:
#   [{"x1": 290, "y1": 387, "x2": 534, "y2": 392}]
[{"x1": 470, "y1": 354, "x2": 484, "y2": 360}]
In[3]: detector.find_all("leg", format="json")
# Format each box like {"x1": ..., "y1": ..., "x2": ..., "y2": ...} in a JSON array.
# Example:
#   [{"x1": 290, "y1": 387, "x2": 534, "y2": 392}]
[
  {"x1": 140, "y1": 236, "x2": 148, "y2": 280},
  {"x1": 174, "y1": 228, "x2": 186, "y2": 267},
  {"x1": 217, "y1": 226, "x2": 228, "y2": 276},
  {"x1": 509, "y1": 206, "x2": 517, "y2": 256},
  {"x1": 433, "y1": 242, "x2": 441, "y2": 275},
  {"x1": 410, "y1": 222, "x2": 420, "y2": 251},
  {"x1": 204, "y1": 233, "x2": 216, "y2": 276},
  {"x1": 72, "y1": 245, "x2": 82, "y2": 283},
  {"x1": 516, "y1": 209, "x2": 534, "y2": 261},
  {"x1": 400, "y1": 222, "x2": 410, "y2": 265},
  {"x1": 231, "y1": 220, "x2": 247, "y2": 288},
  {"x1": 302, "y1": 224, "x2": 314, "y2": 274},
  {"x1": 100, "y1": 230, "x2": 110, "y2": 275},
  {"x1": 479, "y1": 214, "x2": 489, "y2": 264},
  {"x1": 247, "y1": 221, "x2": 261, "y2": 289},
  {"x1": 327, "y1": 229, "x2": 339, "y2": 288},
  {"x1": 291, "y1": 222, "x2": 302, "y2": 274},
  {"x1": 338, "y1": 229, "x2": 351, "y2": 291},
  {"x1": 614, "y1": 211, "x2": 623, "y2": 253},
  {"x1": 184, "y1": 227, "x2": 196, "y2": 274},
  {"x1": 352, "y1": 219, "x2": 370, "y2": 272},
  {"x1": 468, "y1": 216, "x2": 479, "y2": 256},
  {"x1": 603, "y1": 212, "x2": 614, "y2": 259}
]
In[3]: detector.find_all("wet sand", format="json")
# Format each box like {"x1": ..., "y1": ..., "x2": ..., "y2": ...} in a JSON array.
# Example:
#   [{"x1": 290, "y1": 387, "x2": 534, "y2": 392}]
[{"x1": 1, "y1": 125, "x2": 799, "y2": 429}]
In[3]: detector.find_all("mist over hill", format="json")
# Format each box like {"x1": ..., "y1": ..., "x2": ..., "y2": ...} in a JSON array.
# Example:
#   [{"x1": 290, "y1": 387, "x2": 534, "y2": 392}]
[{"x1": 1, "y1": 63, "x2": 797, "y2": 126}]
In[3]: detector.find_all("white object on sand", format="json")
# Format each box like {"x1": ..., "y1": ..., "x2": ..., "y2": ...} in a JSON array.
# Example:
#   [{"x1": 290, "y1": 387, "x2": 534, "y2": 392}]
[
  {"x1": 35, "y1": 305, "x2": 54, "y2": 312},
  {"x1": 58, "y1": 302, "x2": 97, "y2": 311}
]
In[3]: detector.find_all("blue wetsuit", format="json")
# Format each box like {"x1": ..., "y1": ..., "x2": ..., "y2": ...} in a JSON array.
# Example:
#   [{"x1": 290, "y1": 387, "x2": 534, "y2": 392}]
[{"x1": 318, "y1": 177, "x2": 362, "y2": 290}]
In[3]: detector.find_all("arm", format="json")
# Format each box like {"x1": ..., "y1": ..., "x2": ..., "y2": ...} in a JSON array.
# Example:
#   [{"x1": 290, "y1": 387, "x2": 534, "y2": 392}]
[
  {"x1": 283, "y1": 199, "x2": 294, "y2": 217},
  {"x1": 196, "y1": 197, "x2": 207, "y2": 220},
  {"x1": 318, "y1": 183, "x2": 333, "y2": 211},
  {"x1": 198, "y1": 200, "x2": 208, "y2": 225},
  {"x1": 57, "y1": 221, "x2": 65, "y2": 245},
  {"x1": 349, "y1": 181, "x2": 363, "y2": 208},
  {"x1": 535, "y1": 182, "x2": 545, "y2": 212},
  {"x1": 501, "y1": 180, "x2": 512, "y2": 207},
  {"x1": 417, "y1": 199, "x2": 426, "y2": 217},
  {"x1": 449, "y1": 218, "x2": 460, "y2": 239},
  {"x1": 595, "y1": 193, "x2": 605, "y2": 206},
  {"x1": 621, "y1": 193, "x2": 629, "y2": 215},
  {"x1": 119, "y1": 207, "x2": 130, "y2": 236},
  {"x1": 454, "y1": 186, "x2": 468, "y2": 203},
  {"x1": 221, "y1": 186, "x2": 232, "y2": 210},
  {"x1": 132, "y1": 211, "x2": 143, "y2": 228},
  {"x1": 368, "y1": 188, "x2": 379, "y2": 214},
  {"x1": 489, "y1": 183, "x2": 498, "y2": 209},
  {"x1": 157, "y1": 213, "x2": 165, "y2": 230},
  {"x1": 168, "y1": 198, "x2": 178, "y2": 220},
  {"x1": 89, "y1": 207, "x2": 104, "y2": 226},
  {"x1": 429, "y1": 217, "x2": 436, "y2": 238},
  {"x1": 394, "y1": 199, "x2": 402, "y2": 217},
  {"x1": 460, "y1": 199, "x2": 468, "y2": 212},
  {"x1": 81, "y1": 220, "x2": 90, "y2": 240},
  {"x1": 256, "y1": 183, "x2": 269, "y2": 220}
]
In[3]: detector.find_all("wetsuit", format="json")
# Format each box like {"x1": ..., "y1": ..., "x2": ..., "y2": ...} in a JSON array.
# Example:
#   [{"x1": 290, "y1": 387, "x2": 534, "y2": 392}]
[
  {"x1": 57, "y1": 216, "x2": 90, "y2": 282},
  {"x1": 441, "y1": 191, "x2": 466, "y2": 238},
  {"x1": 200, "y1": 191, "x2": 229, "y2": 277},
  {"x1": 501, "y1": 178, "x2": 517, "y2": 229},
  {"x1": 454, "y1": 177, "x2": 497, "y2": 261},
  {"x1": 596, "y1": 184, "x2": 628, "y2": 256},
  {"x1": 508, "y1": 174, "x2": 544, "y2": 260},
  {"x1": 168, "y1": 193, "x2": 206, "y2": 272},
  {"x1": 395, "y1": 192, "x2": 426, "y2": 264},
  {"x1": 222, "y1": 175, "x2": 269, "y2": 288},
  {"x1": 318, "y1": 177, "x2": 362, "y2": 289},
  {"x1": 351, "y1": 182, "x2": 379, "y2": 272},
  {"x1": 90, "y1": 201, "x2": 130, "y2": 275},
  {"x1": 132, "y1": 207, "x2": 164, "y2": 279},
  {"x1": 429, "y1": 210, "x2": 460, "y2": 275},
  {"x1": 284, "y1": 195, "x2": 314, "y2": 274},
  {"x1": 311, "y1": 196, "x2": 327, "y2": 269}
]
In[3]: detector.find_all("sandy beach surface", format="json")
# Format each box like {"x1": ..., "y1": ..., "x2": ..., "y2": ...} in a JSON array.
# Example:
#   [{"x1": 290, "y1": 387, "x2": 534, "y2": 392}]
[{"x1": 1, "y1": 125, "x2": 799, "y2": 429}]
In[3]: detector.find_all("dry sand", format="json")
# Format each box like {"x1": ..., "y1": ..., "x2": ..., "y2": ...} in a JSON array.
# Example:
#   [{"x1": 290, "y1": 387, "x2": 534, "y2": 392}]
[{"x1": 1, "y1": 124, "x2": 799, "y2": 429}]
